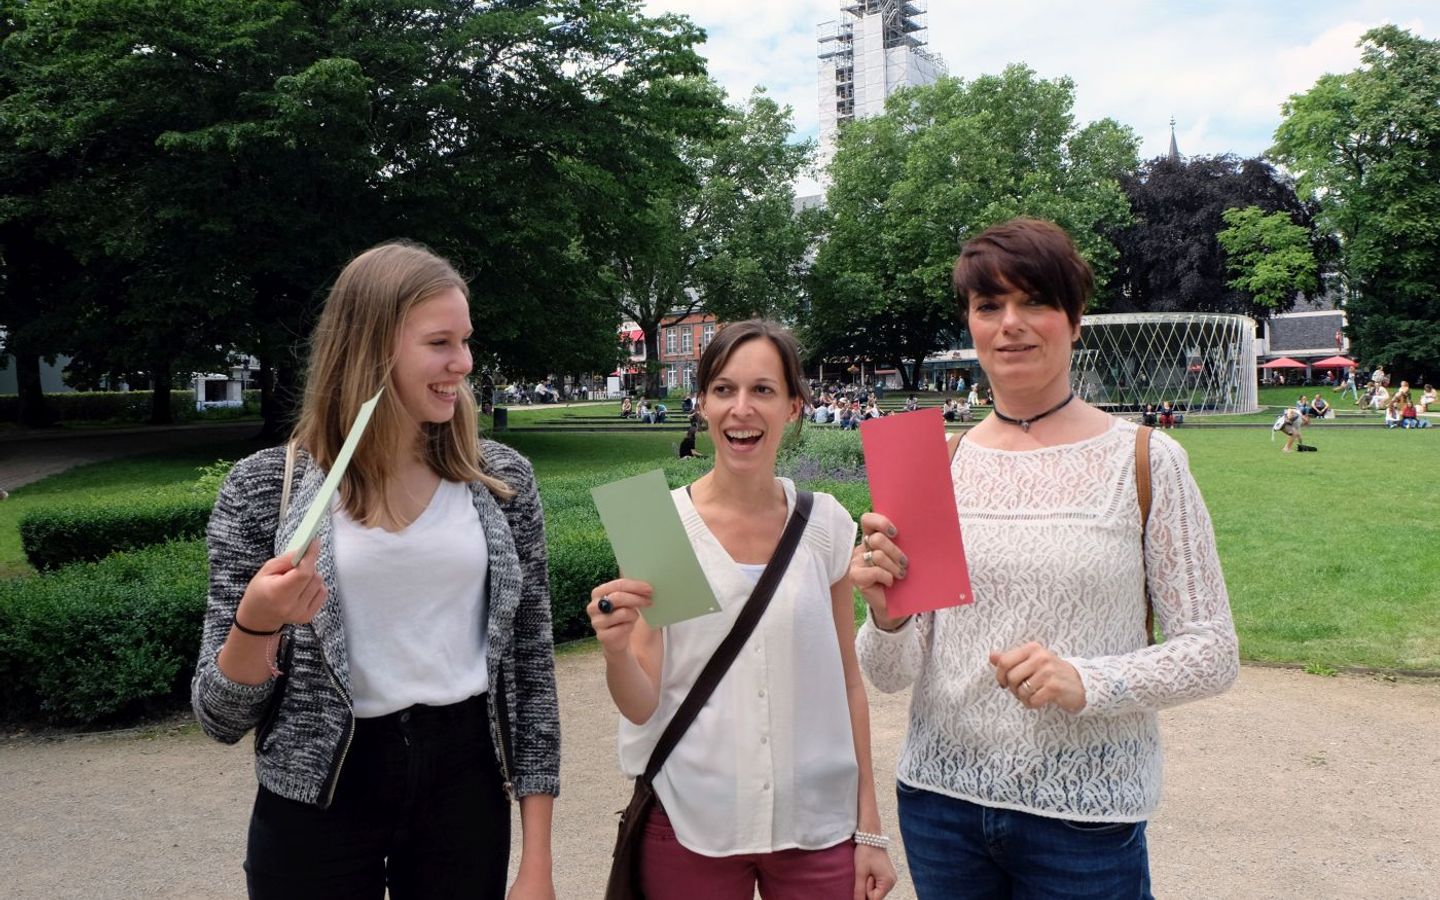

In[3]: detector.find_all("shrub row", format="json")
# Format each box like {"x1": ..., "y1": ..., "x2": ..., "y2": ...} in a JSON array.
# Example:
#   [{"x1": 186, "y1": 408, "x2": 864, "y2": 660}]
[
  {"x1": 19, "y1": 496, "x2": 214, "y2": 571},
  {"x1": 2, "y1": 448, "x2": 873, "y2": 725},
  {"x1": 0, "y1": 540, "x2": 209, "y2": 724},
  {"x1": 0, "y1": 389, "x2": 260, "y2": 424}
]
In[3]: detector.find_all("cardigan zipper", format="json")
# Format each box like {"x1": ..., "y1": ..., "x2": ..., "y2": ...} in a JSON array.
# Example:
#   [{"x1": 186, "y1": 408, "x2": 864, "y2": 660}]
[
  {"x1": 489, "y1": 666, "x2": 517, "y2": 802},
  {"x1": 318, "y1": 647, "x2": 356, "y2": 810}
]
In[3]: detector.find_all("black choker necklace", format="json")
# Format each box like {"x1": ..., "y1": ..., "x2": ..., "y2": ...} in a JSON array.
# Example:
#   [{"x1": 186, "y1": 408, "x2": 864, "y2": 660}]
[{"x1": 992, "y1": 391, "x2": 1074, "y2": 432}]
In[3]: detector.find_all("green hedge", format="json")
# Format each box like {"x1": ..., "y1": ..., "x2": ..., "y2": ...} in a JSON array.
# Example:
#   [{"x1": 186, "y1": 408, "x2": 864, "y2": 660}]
[
  {"x1": 0, "y1": 389, "x2": 261, "y2": 424},
  {"x1": 19, "y1": 496, "x2": 214, "y2": 571},
  {"x1": 0, "y1": 448, "x2": 871, "y2": 726},
  {"x1": 0, "y1": 541, "x2": 208, "y2": 724}
]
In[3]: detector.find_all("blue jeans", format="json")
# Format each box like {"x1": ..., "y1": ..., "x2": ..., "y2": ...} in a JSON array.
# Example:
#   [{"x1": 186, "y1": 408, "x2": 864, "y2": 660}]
[{"x1": 897, "y1": 782, "x2": 1153, "y2": 899}]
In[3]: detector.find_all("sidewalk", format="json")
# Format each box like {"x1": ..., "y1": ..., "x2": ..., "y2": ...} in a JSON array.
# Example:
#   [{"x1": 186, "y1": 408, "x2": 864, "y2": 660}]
[
  {"x1": 2, "y1": 654, "x2": 1436, "y2": 899},
  {"x1": 0, "y1": 421, "x2": 259, "y2": 491}
]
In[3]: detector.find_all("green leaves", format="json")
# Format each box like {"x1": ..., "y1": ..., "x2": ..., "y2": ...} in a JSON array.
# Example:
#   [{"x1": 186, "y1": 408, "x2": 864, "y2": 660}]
[
  {"x1": 1272, "y1": 26, "x2": 1440, "y2": 375},
  {"x1": 811, "y1": 67, "x2": 1139, "y2": 387},
  {"x1": 1217, "y1": 206, "x2": 1318, "y2": 309}
]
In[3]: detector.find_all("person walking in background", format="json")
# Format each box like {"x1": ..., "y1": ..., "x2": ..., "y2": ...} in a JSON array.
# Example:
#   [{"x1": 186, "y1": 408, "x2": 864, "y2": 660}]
[
  {"x1": 852, "y1": 218, "x2": 1238, "y2": 899},
  {"x1": 588, "y1": 320, "x2": 896, "y2": 899},
  {"x1": 192, "y1": 242, "x2": 559, "y2": 899}
]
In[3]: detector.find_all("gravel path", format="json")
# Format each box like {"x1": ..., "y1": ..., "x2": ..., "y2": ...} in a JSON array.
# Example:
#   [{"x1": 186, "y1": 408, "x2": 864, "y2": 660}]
[{"x1": 3, "y1": 655, "x2": 1436, "y2": 899}]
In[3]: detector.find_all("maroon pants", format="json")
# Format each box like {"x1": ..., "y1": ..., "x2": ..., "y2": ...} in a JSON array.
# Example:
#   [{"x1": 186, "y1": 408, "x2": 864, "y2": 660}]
[{"x1": 638, "y1": 805, "x2": 855, "y2": 899}]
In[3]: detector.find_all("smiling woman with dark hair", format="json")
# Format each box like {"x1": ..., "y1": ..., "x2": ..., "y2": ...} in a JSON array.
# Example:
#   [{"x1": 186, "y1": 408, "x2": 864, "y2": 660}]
[
  {"x1": 587, "y1": 320, "x2": 897, "y2": 900},
  {"x1": 851, "y1": 218, "x2": 1239, "y2": 899}
]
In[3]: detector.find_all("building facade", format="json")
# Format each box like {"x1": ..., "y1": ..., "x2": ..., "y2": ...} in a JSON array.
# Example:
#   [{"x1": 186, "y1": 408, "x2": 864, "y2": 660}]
[
  {"x1": 656, "y1": 312, "x2": 719, "y2": 392},
  {"x1": 816, "y1": 1, "x2": 945, "y2": 174}
]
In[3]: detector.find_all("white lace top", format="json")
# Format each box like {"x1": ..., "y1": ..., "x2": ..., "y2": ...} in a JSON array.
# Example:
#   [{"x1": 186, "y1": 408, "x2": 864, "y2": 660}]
[{"x1": 856, "y1": 419, "x2": 1238, "y2": 822}]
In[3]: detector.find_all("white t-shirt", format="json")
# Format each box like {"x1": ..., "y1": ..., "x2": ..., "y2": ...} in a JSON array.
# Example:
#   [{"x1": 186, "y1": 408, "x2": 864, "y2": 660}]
[
  {"x1": 618, "y1": 479, "x2": 859, "y2": 856},
  {"x1": 332, "y1": 479, "x2": 489, "y2": 718}
]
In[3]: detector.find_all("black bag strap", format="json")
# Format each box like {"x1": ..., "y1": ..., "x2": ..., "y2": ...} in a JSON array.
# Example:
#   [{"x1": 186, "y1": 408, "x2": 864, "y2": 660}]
[{"x1": 642, "y1": 489, "x2": 814, "y2": 783}]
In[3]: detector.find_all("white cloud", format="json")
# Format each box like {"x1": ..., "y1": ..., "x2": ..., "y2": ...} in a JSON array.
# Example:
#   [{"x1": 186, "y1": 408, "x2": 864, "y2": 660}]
[{"x1": 644, "y1": 1, "x2": 1433, "y2": 163}]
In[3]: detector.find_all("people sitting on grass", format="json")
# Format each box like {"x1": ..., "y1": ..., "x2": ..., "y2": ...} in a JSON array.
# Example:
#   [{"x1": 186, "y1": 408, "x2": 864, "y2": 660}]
[
  {"x1": 1309, "y1": 394, "x2": 1331, "y2": 418},
  {"x1": 1421, "y1": 384, "x2": 1437, "y2": 413},
  {"x1": 677, "y1": 425, "x2": 705, "y2": 458},
  {"x1": 1141, "y1": 404, "x2": 1158, "y2": 427},
  {"x1": 1159, "y1": 400, "x2": 1178, "y2": 428},
  {"x1": 903, "y1": 394, "x2": 919, "y2": 412},
  {"x1": 653, "y1": 402, "x2": 668, "y2": 424},
  {"x1": 863, "y1": 399, "x2": 884, "y2": 420},
  {"x1": 1384, "y1": 398, "x2": 1402, "y2": 428},
  {"x1": 942, "y1": 398, "x2": 961, "y2": 422},
  {"x1": 813, "y1": 401, "x2": 832, "y2": 425},
  {"x1": 1400, "y1": 399, "x2": 1430, "y2": 429},
  {"x1": 621, "y1": 396, "x2": 635, "y2": 418}
]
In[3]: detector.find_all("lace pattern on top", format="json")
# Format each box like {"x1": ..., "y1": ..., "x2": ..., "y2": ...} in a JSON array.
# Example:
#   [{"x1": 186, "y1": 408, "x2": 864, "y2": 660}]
[{"x1": 856, "y1": 419, "x2": 1238, "y2": 820}]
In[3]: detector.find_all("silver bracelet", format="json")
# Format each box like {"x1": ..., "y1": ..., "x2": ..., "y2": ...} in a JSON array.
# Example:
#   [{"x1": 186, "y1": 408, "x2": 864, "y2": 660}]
[{"x1": 853, "y1": 830, "x2": 891, "y2": 849}]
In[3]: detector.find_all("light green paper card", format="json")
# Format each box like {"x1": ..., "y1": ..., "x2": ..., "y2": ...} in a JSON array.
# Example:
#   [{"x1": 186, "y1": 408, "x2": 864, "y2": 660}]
[
  {"x1": 590, "y1": 469, "x2": 719, "y2": 628},
  {"x1": 283, "y1": 388, "x2": 385, "y2": 567}
]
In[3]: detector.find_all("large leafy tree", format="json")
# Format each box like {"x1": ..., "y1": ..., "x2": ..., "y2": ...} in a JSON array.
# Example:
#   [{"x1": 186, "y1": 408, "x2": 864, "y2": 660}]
[
  {"x1": 1, "y1": 0, "x2": 715, "y2": 430},
  {"x1": 810, "y1": 67, "x2": 1138, "y2": 389},
  {"x1": 1216, "y1": 206, "x2": 1319, "y2": 310},
  {"x1": 603, "y1": 88, "x2": 817, "y2": 397},
  {"x1": 1106, "y1": 154, "x2": 1326, "y2": 316},
  {"x1": 1271, "y1": 25, "x2": 1440, "y2": 378}
]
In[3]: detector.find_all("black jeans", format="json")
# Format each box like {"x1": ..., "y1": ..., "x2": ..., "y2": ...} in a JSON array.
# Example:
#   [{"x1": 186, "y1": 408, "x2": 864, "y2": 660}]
[{"x1": 245, "y1": 693, "x2": 510, "y2": 899}]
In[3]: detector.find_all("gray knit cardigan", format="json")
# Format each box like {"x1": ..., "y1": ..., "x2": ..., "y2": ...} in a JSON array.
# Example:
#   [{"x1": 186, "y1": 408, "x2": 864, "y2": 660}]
[{"x1": 191, "y1": 441, "x2": 560, "y2": 808}]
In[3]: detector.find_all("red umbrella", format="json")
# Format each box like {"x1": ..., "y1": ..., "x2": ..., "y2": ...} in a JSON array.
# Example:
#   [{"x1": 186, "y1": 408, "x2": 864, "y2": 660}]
[
  {"x1": 1312, "y1": 355, "x2": 1357, "y2": 368},
  {"x1": 1259, "y1": 357, "x2": 1306, "y2": 369}
]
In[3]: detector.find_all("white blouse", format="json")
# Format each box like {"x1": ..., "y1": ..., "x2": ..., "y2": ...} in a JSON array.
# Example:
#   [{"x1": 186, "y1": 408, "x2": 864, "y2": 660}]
[
  {"x1": 618, "y1": 479, "x2": 859, "y2": 856},
  {"x1": 856, "y1": 419, "x2": 1238, "y2": 822}
]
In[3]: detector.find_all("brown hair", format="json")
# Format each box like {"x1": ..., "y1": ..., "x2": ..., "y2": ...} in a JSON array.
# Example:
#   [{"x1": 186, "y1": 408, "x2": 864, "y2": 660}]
[
  {"x1": 696, "y1": 319, "x2": 809, "y2": 431},
  {"x1": 952, "y1": 217, "x2": 1094, "y2": 327},
  {"x1": 292, "y1": 241, "x2": 511, "y2": 527}
]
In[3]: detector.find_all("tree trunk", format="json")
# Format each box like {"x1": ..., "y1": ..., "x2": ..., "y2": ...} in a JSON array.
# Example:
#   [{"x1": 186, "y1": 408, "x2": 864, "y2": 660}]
[
  {"x1": 908, "y1": 358, "x2": 926, "y2": 392},
  {"x1": 894, "y1": 358, "x2": 915, "y2": 391},
  {"x1": 14, "y1": 350, "x2": 56, "y2": 427},
  {"x1": 148, "y1": 362, "x2": 174, "y2": 425},
  {"x1": 643, "y1": 331, "x2": 663, "y2": 398}
]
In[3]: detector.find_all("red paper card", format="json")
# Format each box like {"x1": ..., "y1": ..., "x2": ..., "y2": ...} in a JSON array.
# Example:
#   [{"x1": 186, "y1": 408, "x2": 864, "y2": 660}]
[{"x1": 859, "y1": 407, "x2": 973, "y2": 616}]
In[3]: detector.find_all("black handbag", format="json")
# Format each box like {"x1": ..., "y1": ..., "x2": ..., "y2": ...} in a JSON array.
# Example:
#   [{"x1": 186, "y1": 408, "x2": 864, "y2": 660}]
[{"x1": 604, "y1": 490, "x2": 814, "y2": 900}]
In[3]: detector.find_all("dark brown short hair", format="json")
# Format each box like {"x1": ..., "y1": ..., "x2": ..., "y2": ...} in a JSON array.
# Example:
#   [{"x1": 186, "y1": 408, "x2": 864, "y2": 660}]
[
  {"x1": 697, "y1": 319, "x2": 810, "y2": 409},
  {"x1": 952, "y1": 217, "x2": 1094, "y2": 327}
]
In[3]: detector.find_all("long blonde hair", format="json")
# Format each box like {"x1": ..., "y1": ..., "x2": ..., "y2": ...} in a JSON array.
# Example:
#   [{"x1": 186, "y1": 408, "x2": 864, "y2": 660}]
[{"x1": 292, "y1": 241, "x2": 512, "y2": 526}]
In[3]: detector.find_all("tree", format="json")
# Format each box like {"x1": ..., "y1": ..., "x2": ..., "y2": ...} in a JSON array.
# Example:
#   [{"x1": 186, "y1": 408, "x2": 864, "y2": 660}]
[
  {"x1": 810, "y1": 67, "x2": 1138, "y2": 389},
  {"x1": 1106, "y1": 155, "x2": 1326, "y2": 317},
  {"x1": 603, "y1": 88, "x2": 817, "y2": 397},
  {"x1": 1272, "y1": 25, "x2": 1440, "y2": 378},
  {"x1": 1, "y1": 0, "x2": 717, "y2": 430},
  {"x1": 1216, "y1": 206, "x2": 1319, "y2": 310}
]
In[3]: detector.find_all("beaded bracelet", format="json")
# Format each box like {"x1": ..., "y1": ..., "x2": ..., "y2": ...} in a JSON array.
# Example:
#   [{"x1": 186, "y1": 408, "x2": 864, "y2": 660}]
[{"x1": 853, "y1": 831, "x2": 891, "y2": 849}]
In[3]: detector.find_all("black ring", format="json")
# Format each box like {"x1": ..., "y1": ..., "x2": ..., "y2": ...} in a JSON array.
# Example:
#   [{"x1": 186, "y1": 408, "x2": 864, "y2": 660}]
[{"x1": 597, "y1": 596, "x2": 614, "y2": 615}]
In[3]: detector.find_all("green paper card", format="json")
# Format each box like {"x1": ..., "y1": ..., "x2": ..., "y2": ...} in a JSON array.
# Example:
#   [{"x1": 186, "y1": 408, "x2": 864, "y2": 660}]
[
  {"x1": 283, "y1": 388, "x2": 385, "y2": 567},
  {"x1": 590, "y1": 469, "x2": 720, "y2": 628}
]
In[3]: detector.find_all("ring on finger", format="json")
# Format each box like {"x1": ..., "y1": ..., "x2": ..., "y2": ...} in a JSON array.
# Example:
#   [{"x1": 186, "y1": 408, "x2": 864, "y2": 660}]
[
  {"x1": 862, "y1": 550, "x2": 874, "y2": 566},
  {"x1": 1021, "y1": 679, "x2": 1035, "y2": 694},
  {"x1": 597, "y1": 595, "x2": 614, "y2": 615},
  {"x1": 862, "y1": 532, "x2": 873, "y2": 550}
]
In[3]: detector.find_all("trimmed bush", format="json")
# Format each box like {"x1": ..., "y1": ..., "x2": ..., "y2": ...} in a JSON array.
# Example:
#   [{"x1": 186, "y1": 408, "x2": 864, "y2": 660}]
[
  {"x1": 778, "y1": 427, "x2": 866, "y2": 482},
  {"x1": 0, "y1": 388, "x2": 261, "y2": 424},
  {"x1": 0, "y1": 540, "x2": 208, "y2": 724},
  {"x1": 19, "y1": 496, "x2": 213, "y2": 571}
]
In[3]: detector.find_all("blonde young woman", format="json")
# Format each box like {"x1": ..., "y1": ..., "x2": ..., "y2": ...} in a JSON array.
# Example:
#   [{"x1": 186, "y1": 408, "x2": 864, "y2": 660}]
[
  {"x1": 192, "y1": 242, "x2": 559, "y2": 899},
  {"x1": 588, "y1": 320, "x2": 896, "y2": 900}
]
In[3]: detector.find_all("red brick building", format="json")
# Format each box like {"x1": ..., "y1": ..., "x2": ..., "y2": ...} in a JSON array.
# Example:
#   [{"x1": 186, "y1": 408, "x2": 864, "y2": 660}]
[{"x1": 656, "y1": 312, "x2": 719, "y2": 392}]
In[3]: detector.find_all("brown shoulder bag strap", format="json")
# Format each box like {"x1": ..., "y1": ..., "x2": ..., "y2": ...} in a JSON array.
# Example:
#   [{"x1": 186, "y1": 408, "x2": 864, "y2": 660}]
[
  {"x1": 642, "y1": 490, "x2": 814, "y2": 783},
  {"x1": 1135, "y1": 425, "x2": 1156, "y2": 645}
]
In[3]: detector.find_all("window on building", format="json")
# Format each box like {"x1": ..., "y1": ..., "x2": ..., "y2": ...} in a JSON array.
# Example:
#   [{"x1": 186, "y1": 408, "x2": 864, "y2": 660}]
[
  {"x1": 681, "y1": 329, "x2": 694, "y2": 355},
  {"x1": 665, "y1": 328, "x2": 677, "y2": 355},
  {"x1": 702, "y1": 323, "x2": 716, "y2": 349},
  {"x1": 666, "y1": 365, "x2": 678, "y2": 388}
]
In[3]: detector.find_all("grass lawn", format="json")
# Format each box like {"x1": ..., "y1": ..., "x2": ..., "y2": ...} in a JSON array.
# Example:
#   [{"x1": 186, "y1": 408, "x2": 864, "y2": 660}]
[{"x1": 1, "y1": 425, "x2": 1433, "y2": 670}]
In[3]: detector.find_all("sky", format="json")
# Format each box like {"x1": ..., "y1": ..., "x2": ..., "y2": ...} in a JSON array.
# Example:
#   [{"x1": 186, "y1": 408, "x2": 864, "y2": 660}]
[{"x1": 642, "y1": 1, "x2": 1432, "y2": 192}]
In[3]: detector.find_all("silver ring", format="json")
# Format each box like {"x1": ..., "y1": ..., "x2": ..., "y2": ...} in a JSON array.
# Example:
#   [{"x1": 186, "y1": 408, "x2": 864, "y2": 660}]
[
  {"x1": 862, "y1": 532, "x2": 873, "y2": 550},
  {"x1": 863, "y1": 550, "x2": 874, "y2": 566},
  {"x1": 1021, "y1": 679, "x2": 1034, "y2": 694}
]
